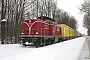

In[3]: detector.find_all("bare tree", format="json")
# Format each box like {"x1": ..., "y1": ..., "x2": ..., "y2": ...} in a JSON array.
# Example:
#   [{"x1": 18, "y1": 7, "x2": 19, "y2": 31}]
[
  {"x1": 57, "y1": 11, "x2": 77, "y2": 29},
  {"x1": 83, "y1": 14, "x2": 90, "y2": 35},
  {"x1": 69, "y1": 16, "x2": 77, "y2": 29},
  {"x1": 79, "y1": 0, "x2": 90, "y2": 35},
  {"x1": 1, "y1": 0, "x2": 7, "y2": 44},
  {"x1": 0, "y1": 0, "x2": 26, "y2": 44},
  {"x1": 25, "y1": 0, "x2": 57, "y2": 18}
]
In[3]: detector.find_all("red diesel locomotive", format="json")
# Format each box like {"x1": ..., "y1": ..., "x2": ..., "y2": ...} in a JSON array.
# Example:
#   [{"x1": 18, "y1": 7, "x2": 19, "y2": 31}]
[{"x1": 20, "y1": 16, "x2": 64, "y2": 47}]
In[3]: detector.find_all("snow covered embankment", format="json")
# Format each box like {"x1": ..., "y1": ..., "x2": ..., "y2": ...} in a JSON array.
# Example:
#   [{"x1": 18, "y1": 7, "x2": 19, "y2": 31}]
[
  {"x1": 78, "y1": 36, "x2": 90, "y2": 60},
  {"x1": 0, "y1": 37, "x2": 85, "y2": 60}
]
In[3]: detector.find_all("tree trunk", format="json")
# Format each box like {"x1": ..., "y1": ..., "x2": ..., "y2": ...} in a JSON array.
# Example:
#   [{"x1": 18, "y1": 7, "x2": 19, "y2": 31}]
[
  {"x1": 88, "y1": 28, "x2": 90, "y2": 36},
  {"x1": 1, "y1": 0, "x2": 6, "y2": 44}
]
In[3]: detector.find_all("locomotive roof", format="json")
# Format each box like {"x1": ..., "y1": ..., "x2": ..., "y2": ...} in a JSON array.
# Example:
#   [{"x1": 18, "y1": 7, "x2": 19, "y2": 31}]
[{"x1": 37, "y1": 16, "x2": 56, "y2": 21}]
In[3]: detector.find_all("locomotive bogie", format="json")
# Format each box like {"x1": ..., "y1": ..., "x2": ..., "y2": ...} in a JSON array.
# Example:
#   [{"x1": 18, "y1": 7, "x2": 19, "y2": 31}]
[
  {"x1": 20, "y1": 37, "x2": 34, "y2": 46},
  {"x1": 20, "y1": 36, "x2": 62, "y2": 47}
]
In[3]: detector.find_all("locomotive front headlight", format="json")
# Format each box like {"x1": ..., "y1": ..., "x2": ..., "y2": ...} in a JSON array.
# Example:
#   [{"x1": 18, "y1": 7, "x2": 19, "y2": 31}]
[
  {"x1": 26, "y1": 42, "x2": 29, "y2": 45},
  {"x1": 21, "y1": 32, "x2": 24, "y2": 35},
  {"x1": 21, "y1": 38, "x2": 24, "y2": 39},
  {"x1": 36, "y1": 31, "x2": 38, "y2": 34}
]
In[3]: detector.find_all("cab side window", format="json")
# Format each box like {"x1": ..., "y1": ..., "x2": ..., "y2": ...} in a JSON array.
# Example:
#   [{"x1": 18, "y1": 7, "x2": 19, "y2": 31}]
[{"x1": 45, "y1": 19, "x2": 50, "y2": 22}]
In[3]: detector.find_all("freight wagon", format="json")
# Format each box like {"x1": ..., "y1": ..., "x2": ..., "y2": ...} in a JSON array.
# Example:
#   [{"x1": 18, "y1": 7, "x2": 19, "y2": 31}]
[{"x1": 57, "y1": 24, "x2": 75, "y2": 40}]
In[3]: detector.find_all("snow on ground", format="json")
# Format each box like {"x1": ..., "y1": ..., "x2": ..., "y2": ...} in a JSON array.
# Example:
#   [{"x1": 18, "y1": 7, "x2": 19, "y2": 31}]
[
  {"x1": 0, "y1": 40, "x2": 1, "y2": 44},
  {"x1": 78, "y1": 36, "x2": 90, "y2": 60},
  {"x1": 0, "y1": 37, "x2": 89, "y2": 60},
  {"x1": 78, "y1": 39, "x2": 89, "y2": 60}
]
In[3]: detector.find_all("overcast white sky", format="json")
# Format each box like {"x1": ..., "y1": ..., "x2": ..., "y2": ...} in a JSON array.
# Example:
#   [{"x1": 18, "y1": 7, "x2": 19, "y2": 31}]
[{"x1": 57, "y1": 0, "x2": 87, "y2": 35}]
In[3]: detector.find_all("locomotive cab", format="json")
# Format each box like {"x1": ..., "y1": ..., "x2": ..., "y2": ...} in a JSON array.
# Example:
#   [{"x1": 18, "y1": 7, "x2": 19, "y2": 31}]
[{"x1": 37, "y1": 16, "x2": 56, "y2": 23}]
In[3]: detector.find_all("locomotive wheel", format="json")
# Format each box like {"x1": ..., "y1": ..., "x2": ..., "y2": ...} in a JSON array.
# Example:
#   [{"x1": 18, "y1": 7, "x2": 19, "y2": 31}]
[
  {"x1": 35, "y1": 38, "x2": 41, "y2": 48},
  {"x1": 51, "y1": 38, "x2": 55, "y2": 44},
  {"x1": 45, "y1": 39, "x2": 51, "y2": 45},
  {"x1": 23, "y1": 44, "x2": 26, "y2": 47},
  {"x1": 58, "y1": 38, "x2": 61, "y2": 42}
]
